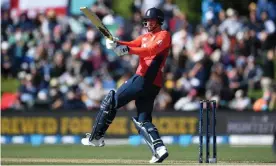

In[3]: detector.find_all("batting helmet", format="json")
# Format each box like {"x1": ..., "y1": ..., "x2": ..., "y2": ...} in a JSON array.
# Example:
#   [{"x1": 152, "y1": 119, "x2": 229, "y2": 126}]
[{"x1": 143, "y1": 8, "x2": 164, "y2": 25}]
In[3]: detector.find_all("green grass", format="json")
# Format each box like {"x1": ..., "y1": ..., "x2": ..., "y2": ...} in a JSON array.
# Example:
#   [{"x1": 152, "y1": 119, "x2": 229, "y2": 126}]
[
  {"x1": 1, "y1": 145, "x2": 275, "y2": 165},
  {"x1": 1, "y1": 76, "x2": 20, "y2": 93}
]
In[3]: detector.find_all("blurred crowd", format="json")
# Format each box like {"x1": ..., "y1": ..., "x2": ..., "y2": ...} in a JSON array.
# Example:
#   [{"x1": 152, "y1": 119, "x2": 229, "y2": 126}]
[{"x1": 1, "y1": 0, "x2": 276, "y2": 112}]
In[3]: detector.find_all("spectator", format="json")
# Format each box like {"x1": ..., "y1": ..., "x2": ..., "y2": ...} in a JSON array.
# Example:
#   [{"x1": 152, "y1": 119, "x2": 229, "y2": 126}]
[
  {"x1": 91, "y1": 42, "x2": 106, "y2": 71},
  {"x1": 161, "y1": 0, "x2": 181, "y2": 30},
  {"x1": 17, "y1": 12, "x2": 34, "y2": 32},
  {"x1": 218, "y1": 8, "x2": 242, "y2": 36},
  {"x1": 259, "y1": 11, "x2": 276, "y2": 50},
  {"x1": 187, "y1": 61, "x2": 209, "y2": 94},
  {"x1": 86, "y1": 77, "x2": 106, "y2": 109},
  {"x1": 256, "y1": 0, "x2": 276, "y2": 21},
  {"x1": 227, "y1": 67, "x2": 244, "y2": 93},
  {"x1": 217, "y1": 10, "x2": 226, "y2": 25},
  {"x1": 51, "y1": 51, "x2": 66, "y2": 77},
  {"x1": 131, "y1": 0, "x2": 143, "y2": 13},
  {"x1": 253, "y1": 90, "x2": 272, "y2": 112},
  {"x1": 170, "y1": 10, "x2": 191, "y2": 34},
  {"x1": 171, "y1": 23, "x2": 193, "y2": 69},
  {"x1": 63, "y1": 88, "x2": 85, "y2": 109},
  {"x1": 247, "y1": 11, "x2": 262, "y2": 57},
  {"x1": 229, "y1": 89, "x2": 251, "y2": 111},
  {"x1": 123, "y1": 10, "x2": 143, "y2": 40},
  {"x1": 248, "y1": 10, "x2": 263, "y2": 33},
  {"x1": 243, "y1": 56, "x2": 263, "y2": 89},
  {"x1": 176, "y1": 72, "x2": 192, "y2": 96},
  {"x1": 79, "y1": 42, "x2": 94, "y2": 76},
  {"x1": 1, "y1": 42, "x2": 12, "y2": 78},
  {"x1": 205, "y1": 71, "x2": 223, "y2": 102},
  {"x1": 91, "y1": 0, "x2": 113, "y2": 20},
  {"x1": 1, "y1": 10, "x2": 13, "y2": 40},
  {"x1": 10, "y1": 29, "x2": 28, "y2": 76},
  {"x1": 18, "y1": 74, "x2": 37, "y2": 109},
  {"x1": 1, "y1": 1, "x2": 275, "y2": 112},
  {"x1": 174, "y1": 89, "x2": 199, "y2": 111},
  {"x1": 49, "y1": 78, "x2": 62, "y2": 109},
  {"x1": 201, "y1": 0, "x2": 222, "y2": 26},
  {"x1": 261, "y1": 50, "x2": 274, "y2": 93},
  {"x1": 155, "y1": 89, "x2": 172, "y2": 111}
]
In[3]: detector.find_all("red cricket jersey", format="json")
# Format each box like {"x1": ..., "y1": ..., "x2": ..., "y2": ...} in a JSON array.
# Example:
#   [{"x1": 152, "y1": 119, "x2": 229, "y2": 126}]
[{"x1": 118, "y1": 30, "x2": 171, "y2": 87}]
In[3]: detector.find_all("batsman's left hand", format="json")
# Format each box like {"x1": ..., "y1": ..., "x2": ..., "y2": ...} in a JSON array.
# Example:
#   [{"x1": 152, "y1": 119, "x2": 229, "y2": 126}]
[
  {"x1": 114, "y1": 45, "x2": 129, "y2": 56},
  {"x1": 105, "y1": 37, "x2": 118, "y2": 50}
]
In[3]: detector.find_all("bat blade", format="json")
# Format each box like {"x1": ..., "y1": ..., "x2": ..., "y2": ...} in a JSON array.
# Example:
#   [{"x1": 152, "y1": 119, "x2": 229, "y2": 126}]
[{"x1": 80, "y1": 7, "x2": 114, "y2": 40}]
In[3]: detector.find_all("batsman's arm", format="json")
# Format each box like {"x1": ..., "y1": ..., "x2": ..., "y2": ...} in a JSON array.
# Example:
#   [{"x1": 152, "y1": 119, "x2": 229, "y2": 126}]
[
  {"x1": 128, "y1": 32, "x2": 170, "y2": 57},
  {"x1": 117, "y1": 35, "x2": 143, "y2": 47}
]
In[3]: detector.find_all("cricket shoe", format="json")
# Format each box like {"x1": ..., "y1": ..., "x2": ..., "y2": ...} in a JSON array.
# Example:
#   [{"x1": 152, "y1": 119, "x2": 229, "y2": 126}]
[
  {"x1": 149, "y1": 146, "x2": 169, "y2": 163},
  {"x1": 81, "y1": 133, "x2": 105, "y2": 147}
]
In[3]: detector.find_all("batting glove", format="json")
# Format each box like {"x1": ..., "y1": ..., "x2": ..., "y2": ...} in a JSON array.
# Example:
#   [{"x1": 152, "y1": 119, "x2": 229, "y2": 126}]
[
  {"x1": 114, "y1": 45, "x2": 129, "y2": 56},
  {"x1": 105, "y1": 37, "x2": 118, "y2": 50}
]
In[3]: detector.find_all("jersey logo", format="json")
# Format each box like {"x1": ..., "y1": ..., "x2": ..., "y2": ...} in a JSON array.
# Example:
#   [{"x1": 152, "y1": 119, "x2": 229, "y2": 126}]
[
  {"x1": 156, "y1": 40, "x2": 163, "y2": 46},
  {"x1": 142, "y1": 44, "x2": 147, "y2": 48}
]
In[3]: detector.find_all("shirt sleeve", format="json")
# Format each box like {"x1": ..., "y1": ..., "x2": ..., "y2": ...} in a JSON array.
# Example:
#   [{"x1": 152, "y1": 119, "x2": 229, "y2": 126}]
[
  {"x1": 128, "y1": 31, "x2": 171, "y2": 57},
  {"x1": 117, "y1": 35, "x2": 143, "y2": 47}
]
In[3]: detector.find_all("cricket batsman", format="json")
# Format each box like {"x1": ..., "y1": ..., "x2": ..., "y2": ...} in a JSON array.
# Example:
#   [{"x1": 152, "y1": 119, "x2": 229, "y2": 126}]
[{"x1": 81, "y1": 8, "x2": 171, "y2": 163}]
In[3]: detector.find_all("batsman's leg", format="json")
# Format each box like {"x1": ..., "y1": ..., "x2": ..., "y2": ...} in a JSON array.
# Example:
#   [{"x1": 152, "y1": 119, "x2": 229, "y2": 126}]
[
  {"x1": 132, "y1": 117, "x2": 168, "y2": 163},
  {"x1": 133, "y1": 92, "x2": 168, "y2": 163},
  {"x1": 81, "y1": 90, "x2": 117, "y2": 146},
  {"x1": 82, "y1": 75, "x2": 143, "y2": 146}
]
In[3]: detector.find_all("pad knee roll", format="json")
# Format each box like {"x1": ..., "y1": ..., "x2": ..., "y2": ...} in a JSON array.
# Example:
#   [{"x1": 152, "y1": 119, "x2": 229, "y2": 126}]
[{"x1": 90, "y1": 90, "x2": 117, "y2": 140}]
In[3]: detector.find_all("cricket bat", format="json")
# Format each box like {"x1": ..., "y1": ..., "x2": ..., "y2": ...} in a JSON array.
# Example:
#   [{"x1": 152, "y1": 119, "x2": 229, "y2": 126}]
[{"x1": 80, "y1": 7, "x2": 114, "y2": 41}]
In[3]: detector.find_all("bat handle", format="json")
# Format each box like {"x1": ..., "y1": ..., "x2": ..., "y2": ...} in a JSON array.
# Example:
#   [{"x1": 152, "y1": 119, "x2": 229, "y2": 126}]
[
  {"x1": 111, "y1": 37, "x2": 118, "y2": 42},
  {"x1": 112, "y1": 37, "x2": 116, "y2": 41}
]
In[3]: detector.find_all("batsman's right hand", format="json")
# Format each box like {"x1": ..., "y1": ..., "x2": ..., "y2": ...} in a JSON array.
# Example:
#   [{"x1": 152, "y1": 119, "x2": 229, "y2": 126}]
[{"x1": 106, "y1": 38, "x2": 118, "y2": 50}]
